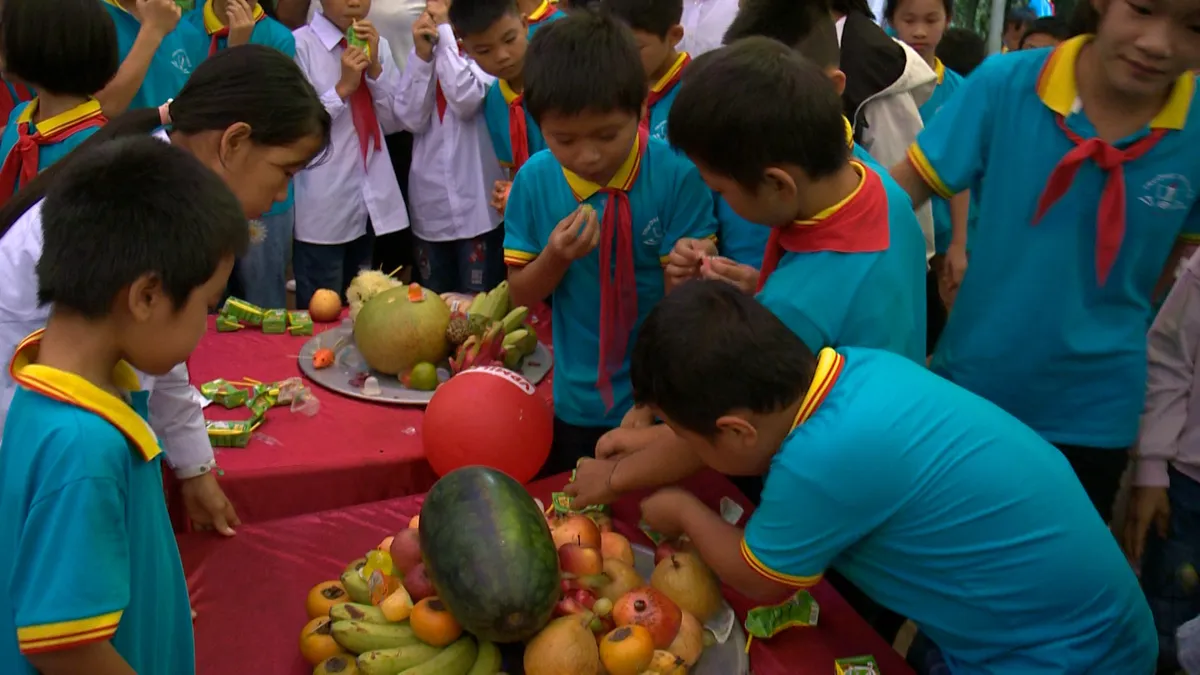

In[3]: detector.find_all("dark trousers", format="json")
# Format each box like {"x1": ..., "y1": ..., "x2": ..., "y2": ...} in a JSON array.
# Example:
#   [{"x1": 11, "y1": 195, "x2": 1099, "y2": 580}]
[
  {"x1": 926, "y1": 265, "x2": 947, "y2": 356},
  {"x1": 1142, "y1": 466, "x2": 1200, "y2": 672},
  {"x1": 415, "y1": 225, "x2": 507, "y2": 294},
  {"x1": 1055, "y1": 443, "x2": 1129, "y2": 522},
  {"x1": 536, "y1": 417, "x2": 613, "y2": 480},
  {"x1": 373, "y1": 132, "x2": 415, "y2": 275},
  {"x1": 292, "y1": 232, "x2": 374, "y2": 310}
]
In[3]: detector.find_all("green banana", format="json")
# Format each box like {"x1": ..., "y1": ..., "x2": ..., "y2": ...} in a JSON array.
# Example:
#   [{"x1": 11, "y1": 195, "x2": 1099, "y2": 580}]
[
  {"x1": 466, "y1": 641, "x2": 501, "y2": 675},
  {"x1": 500, "y1": 328, "x2": 526, "y2": 350},
  {"x1": 331, "y1": 620, "x2": 418, "y2": 654},
  {"x1": 356, "y1": 642, "x2": 445, "y2": 675},
  {"x1": 502, "y1": 347, "x2": 523, "y2": 370},
  {"x1": 398, "y1": 637, "x2": 477, "y2": 675},
  {"x1": 466, "y1": 292, "x2": 487, "y2": 314},
  {"x1": 330, "y1": 602, "x2": 390, "y2": 624},
  {"x1": 499, "y1": 306, "x2": 528, "y2": 334},
  {"x1": 341, "y1": 559, "x2": 371, "y2": 605},
  {"x1": 486, "y1": 282, "x2": 511, "y2": 321}
]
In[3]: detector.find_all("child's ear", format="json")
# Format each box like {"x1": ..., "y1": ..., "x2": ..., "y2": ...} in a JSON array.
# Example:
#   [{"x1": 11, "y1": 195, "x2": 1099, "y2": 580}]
[
  {"x1": 667, "y1": 24, "x2": 685, "y2": 49},
  {"x1": 826, "y1": 68, "x2": 847, "y2": 96},
  {"x1": 125, "y1": 272, "x2": 166, "y2": 323},
  {"x1": 218, "y1": 122, "x2": 254, "y2": 168},
  {"x1": 762, "y1": 167, "x2": 799, "y2": 204},
  {"x1": 714, "y1": 415, "x2": 759, "y2": 449}
]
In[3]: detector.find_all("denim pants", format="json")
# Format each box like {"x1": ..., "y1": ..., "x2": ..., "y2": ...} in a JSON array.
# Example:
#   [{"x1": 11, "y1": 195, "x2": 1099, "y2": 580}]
[
  {"x1": 1143, "y1": 466, "x2": 1200, "y2": 671},
  {"x1": 228, "y1": 206, "x2": 293, "y2": 309},
  {"x1": 414, "y1": 225, "x2": 506, "y2": 294},
  {"x1": 292, "y1": 232, "x2": 374, "y2": 310}
]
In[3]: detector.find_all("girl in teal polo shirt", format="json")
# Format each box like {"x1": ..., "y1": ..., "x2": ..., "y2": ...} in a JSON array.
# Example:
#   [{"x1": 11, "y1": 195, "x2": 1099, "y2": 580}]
[
  {"x1": 185, "y1": 0, "x2": 298, "y2": 307},
  {"x1": 96, "y1": 0, "x2": 209, "y2": 115},
  {"x1": 0, "y1": 0, "x2": 117, "y2": 201},
  {"x1": 892, "y1": 0, "x2": 1200, "y2": 522}
]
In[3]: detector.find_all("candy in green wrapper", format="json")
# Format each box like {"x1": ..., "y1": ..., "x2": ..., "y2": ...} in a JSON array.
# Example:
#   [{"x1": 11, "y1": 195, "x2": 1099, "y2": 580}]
[
  {"x1": 835, "y1": 655, "x2": 879, "y2": 674},
  {"x1": 246, "y1": 386, "x2": 280, "y2": 419},
  {"x1": 199, "y1": 378, "x2": 248, "y2": 409},
  {"x1": 220, "y1": 297, "x2": 265, "y2": 326},
  {"x1": 261, "y1": 309, "x2": 287, "y2": 334},
  {"x1": 206, "y1": 420, "x2": 256, "y2": 448},
  {"x1": 346, "y1": 23, "x2": 370, "y2": 56},
  {"x1": 216, "y1": 314, "x2": 243, "y2": 332},
  {"x1": 744, "y1": 590, "x2": 819, "y2": 640},
  {"x1": 287, "y1": 310, "x2": 313, "y2": 336}
]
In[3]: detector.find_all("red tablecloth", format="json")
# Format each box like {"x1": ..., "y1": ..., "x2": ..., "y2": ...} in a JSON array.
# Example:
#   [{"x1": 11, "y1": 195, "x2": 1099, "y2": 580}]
[
  {"x1": 177, "y1": 312, "x2": 553, "y2": 526},
  {"x1": 180, "y1": 471, "x2": 912, "y2": 675}
]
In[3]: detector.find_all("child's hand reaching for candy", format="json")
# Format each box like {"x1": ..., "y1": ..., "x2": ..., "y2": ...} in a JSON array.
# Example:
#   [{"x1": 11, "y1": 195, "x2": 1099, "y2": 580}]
[{"x1": 700, "y1": 255, "x2": 760, "y2": 295}]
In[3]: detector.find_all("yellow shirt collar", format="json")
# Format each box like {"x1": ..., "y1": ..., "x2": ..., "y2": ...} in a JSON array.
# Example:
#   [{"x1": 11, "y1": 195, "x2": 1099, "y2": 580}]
[
  {"x1": 1037, "y1": 34, "x2": 1193, "y2": 130},
  {"x1": 651, "y1": 52, "x2": 690, "y2": 94},
  {"x1": 9, "y1": 330, "x2": 161, "y2": 462},
  {"x1": 17, "y1": 98, "x2": 104, "y2": 137},
  {"x1": 562, "y1": 133, "x2": 643, "y2": 201},
  {"x1": 842, "y1": 116, "x2": 854, "y2": 150},
  {"x1": 933, "y1": 57, "x2": 945, "y2": 85},
  {"x1": 527, "y1": 0, "x2": 555, "y2": 22},
  {"x1": 498, "y1": 79, "x2": 521, "y2": 105},
  {"x1": 790, "y1": 348, "x2": 845, "y2": 430},
  {"x1": 203, "y1": 0, "x2": 265, "y2": 34},
  {"x1": 796, "y1": 162, "x2": 866, "y2": 225}
]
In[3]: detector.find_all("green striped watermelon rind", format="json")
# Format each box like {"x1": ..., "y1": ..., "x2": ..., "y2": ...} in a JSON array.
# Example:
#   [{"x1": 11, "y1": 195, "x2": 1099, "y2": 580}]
[{"x1": 419, "y1": 466, "x2": 560, "y2": 643}]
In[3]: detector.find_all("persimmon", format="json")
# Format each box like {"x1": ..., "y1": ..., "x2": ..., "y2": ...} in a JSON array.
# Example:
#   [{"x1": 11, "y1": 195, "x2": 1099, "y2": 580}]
[
  {"x1": 313, "y1": 654, "x2": 360, "y2": 674},
  {"x1": 299, "y1": 616, "x2": 345, "y2": 665},
  {"x1": 599, "y1": 625, "x2": 655, "y2": 675},
  {"x1": 646, "y1": 650, "x2": 688, "y2": 674},
  {"x1": 410, "y1": 597, "x2": 462, "y2": 647},
  {"x1": 306, "y1": 580, "x2": 349, "y2": 619}
]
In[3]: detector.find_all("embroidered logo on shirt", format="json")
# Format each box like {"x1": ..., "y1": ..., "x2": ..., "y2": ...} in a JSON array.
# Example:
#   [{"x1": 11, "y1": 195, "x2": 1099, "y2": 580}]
[
  {"x1": 640, "y1": 217, "x2": 664, "y2": 249},
  {"x1": 1139, "y1": 174, "x2": 1194, "y2": 212},
  {"x1": 171, "y1": 49, "x2": 194, "y2": 75}
]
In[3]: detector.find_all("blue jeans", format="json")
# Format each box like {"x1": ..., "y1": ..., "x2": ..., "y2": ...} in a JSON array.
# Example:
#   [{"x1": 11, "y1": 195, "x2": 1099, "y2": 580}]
[
  {"x1": 1143, "y1": 466, "x2": 1200, "y2": 672},
  {"x1": 292, "y1": 232, "x2": 374, "y2": 310},
  {"x1": 229, "y1": 206, "x2": 293, "y2": 309},
  {"x1": 414, "y1": 225, "x2": 506, "y2": 294}
]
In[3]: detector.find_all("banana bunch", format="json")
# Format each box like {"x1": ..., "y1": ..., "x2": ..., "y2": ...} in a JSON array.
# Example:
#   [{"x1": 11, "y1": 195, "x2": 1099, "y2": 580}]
[
  {"x1": 325, "y1": 610, "x2": 502, "y2": 675},
  {"x1": 466, "y1": 281, "x2": 511, "y2": 323}
]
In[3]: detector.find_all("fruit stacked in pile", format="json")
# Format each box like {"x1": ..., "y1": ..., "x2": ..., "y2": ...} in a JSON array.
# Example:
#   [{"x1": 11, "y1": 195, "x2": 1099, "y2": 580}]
[
  {"x1": 532, "y1": 510, "x2": 725, "y2": 675},
  {"x1": 298, "y1": 517, "x2": 502, "y2": 675},
  {"x1": 444, "y1": 281, "x2": 539, "y2": 374}
]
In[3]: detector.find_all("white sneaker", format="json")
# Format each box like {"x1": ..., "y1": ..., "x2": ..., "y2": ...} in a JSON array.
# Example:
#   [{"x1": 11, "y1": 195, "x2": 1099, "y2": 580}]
[{"x1": 286, "y1": 279, "x2": 296, "y2": 293}]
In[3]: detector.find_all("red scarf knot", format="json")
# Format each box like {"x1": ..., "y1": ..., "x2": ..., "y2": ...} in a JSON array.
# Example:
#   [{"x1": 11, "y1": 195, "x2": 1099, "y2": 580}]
[{"x1": 0, "y1": 101, "x2": 107, "y2": 201}]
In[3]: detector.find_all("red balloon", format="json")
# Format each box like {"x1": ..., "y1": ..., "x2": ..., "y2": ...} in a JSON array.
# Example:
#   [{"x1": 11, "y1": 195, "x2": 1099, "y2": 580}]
[{"x1": 423, "y1": 366, "x2": 553, "y2": 483}]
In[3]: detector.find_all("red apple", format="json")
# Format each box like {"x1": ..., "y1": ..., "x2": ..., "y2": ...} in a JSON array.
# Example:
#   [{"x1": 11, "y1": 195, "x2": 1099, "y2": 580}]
[
  {"x1": 402, "y1": 563, "x2": 435, "y2": 602},
  {"x1": 552, "y1": 514, "x2": 602, "y2": 550},
  {"x1": 389, "y1": 529, "x2": 423, "y2": 575},
  {"x1": 570, "y1": 588, "x2": 597, "y2": 611},
  {"x1": 559, "y1": 542, "x2": 604, "y2": 577}
]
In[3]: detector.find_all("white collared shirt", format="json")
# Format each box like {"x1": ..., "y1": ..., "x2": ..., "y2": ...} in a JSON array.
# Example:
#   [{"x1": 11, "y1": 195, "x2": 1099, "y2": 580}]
[
  {"x1": 678, "y1": 0, "x2": 739, "y2": 56},
  {"x1": 0, "y1": 130, "x2": 214, "y2": 473},
  {"x1": 293, "y1": 12, "x2": 411, "y2": 244},
  {"x1": 394, "y1": 24, "x2": 504, "y2": 243}
]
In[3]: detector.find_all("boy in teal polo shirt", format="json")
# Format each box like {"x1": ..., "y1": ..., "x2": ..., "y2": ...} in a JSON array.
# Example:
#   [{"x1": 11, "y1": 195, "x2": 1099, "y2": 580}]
[
  {"x1": 892, "y1": 17, "x2": 1200, "y2": 519},
  {"x1": 98, "y1": 0, "x2": 208, "y2": 115},
  {"x1": 503, "y1": 12, "x2": 717, "y2": 476},
  {"x1": 0, "y1": 138, "x2": 248, "y2": 673},
  {"x1": 185, "y1": 0, "x2": 296, "y2": 307},
  {"x1": 633, "y1": 280, "x2": 1156, "y2": 675}
]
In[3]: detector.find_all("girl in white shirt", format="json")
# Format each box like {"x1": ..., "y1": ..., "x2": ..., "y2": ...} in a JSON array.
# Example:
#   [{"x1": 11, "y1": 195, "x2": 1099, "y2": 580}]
[
  {"x1": 395, "y1": 1, "x2": 505, "y2": 293},
  {"x1": 0, "y1": 45, "x2": 330, "y2": 501}
]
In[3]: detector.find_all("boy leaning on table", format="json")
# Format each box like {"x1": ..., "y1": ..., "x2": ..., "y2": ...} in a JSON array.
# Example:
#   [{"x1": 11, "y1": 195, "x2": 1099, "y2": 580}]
[
  {"x1": 0, "y1": 138, "x2": 249, "y2": 675},
  {"x1": 592, "y1": 280, "x2": 1155, "y2": 674}
]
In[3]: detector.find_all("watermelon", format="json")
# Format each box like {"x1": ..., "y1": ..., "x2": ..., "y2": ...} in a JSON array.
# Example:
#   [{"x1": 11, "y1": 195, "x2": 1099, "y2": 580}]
[{"x1": 419, "y1": 466, "x2": 559, "y2": 643}]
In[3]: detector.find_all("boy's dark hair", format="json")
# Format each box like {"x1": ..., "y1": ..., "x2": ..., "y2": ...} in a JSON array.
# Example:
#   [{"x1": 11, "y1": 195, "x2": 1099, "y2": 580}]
[
  {"x1": 601, "y1": 0, "x2": 684, "y2": 38},
  {"x1": 1020, "y1": 15, "x2": 1068, "y2": 47},
  {"x1": 1004, "y1": 6, "x2": 1035, "y2": 30},
  {"x1": 668, "y1": 37, "x2": 849, "y2": 188},
  {"x1": 0, "y1": 45, "x2": 330, "y2": 241},
  {"x1": 631, "y1": 280, "x2": 816, "y2": 435},
  {"x1": 449, "y1": 0, "x2": 521, "y2": 38},
  {"x1": 38, "y1": 137, "x2": 250, "y2": 317},
  {"x1": 724, "y1": 0, "x2": 840, "y2": 68},
  {"x1": 936, "y1": 27, "x2": 986, "y2": 75},
  {"x1": 0, "y1": 0, "x2": 118, "y2": 97},
  {"x1": 524, "y1": 11, "x2": 647, "y2": 124},
  {"x1": 884, "y1": 0, "x2": 952, "y2": 21}
]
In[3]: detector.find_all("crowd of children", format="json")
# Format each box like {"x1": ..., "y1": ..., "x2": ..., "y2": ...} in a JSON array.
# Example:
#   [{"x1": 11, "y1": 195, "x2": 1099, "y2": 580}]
[{"x1": 0, "y1": 0, "x2": 1196, "y2": 671}]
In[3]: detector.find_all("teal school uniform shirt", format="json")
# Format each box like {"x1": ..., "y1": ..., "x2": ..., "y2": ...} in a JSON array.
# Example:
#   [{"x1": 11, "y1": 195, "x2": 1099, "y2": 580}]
[
  {"x1": 185, "y1": 1, "x2": 297, "y2": 216},
  {"x1": 755, "y1": 160, "x2": 927, "y2": 363},
  {"x1": 524, "y1": 0, "x2": 564, "y2": 35},
  {"x1": 503, "y1": 136, "x2": 718, "y2": 426},
  {"x1": 483, "y1": 79, "x2": 547, "y2": 171},
  {"x1": 0, "y1": 99, "x2": 106, "y2": 197},
  {"x1": 0, "y1": 332, "x2": 194, "y2": 675},
  {"x1": 909, "y1": 36, "x2": 1200, "y2": 448},
  {"x1": 742, "y1": 347, "x2": 1155, "y2": 674},
  {"x1": 103, "y1": 0, "x2": 208, "y2": 110},
  {"x1": 917, "y1": 59, "x2": 965, "y2": 254},
  {"x1": 645, "y1": 52, "x2": 690, "y2": 142}
]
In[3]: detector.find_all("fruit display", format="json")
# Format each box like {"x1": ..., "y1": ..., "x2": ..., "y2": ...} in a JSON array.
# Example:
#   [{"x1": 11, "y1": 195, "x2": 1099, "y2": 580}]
[
  {"x1": 446, "y1": 283, "x2": 540, "y2": 375},
  {"x1": 352, "y1": 284, "x2": 452, "y2": 376},
  {"x1": 419, "y1": 467, "x2": 559, "y2": 643},
  {"x1": 346, "y1": 268, "x2": 405, "y2": 322},
  {"x1": 310, "y1": 289, "x2": 344, "y2": 322}
]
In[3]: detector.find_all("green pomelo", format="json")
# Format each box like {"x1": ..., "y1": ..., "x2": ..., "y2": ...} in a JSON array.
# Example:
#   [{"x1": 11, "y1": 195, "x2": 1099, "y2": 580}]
[{"x1": 352, "y1": 285, "x2": 451, "y2": 376}]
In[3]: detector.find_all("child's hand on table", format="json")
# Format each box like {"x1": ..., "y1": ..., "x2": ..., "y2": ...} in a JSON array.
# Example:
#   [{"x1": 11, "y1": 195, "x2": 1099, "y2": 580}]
[
  {"x1": 700, "y1": 255, "x2": 759, "y2": 295},
  {"x1": 621, "y1": 404, "x2": 655, "y2": 429},
  {"x1": 336, "y1": 46, "x2": 370, "y2": 98},
  {"x1": 547, "y1": 205, "x2": 601, "y2": 262},
  {"x1": 181, "y1": 473, "x2": 240, "y2": 536},
  {"x1": 225, "y1": 0, "x2": 256, "y2": 47},
  {"x1": 564, "y1": 457, "x2": 621, "y2": 508},
  {"x1": 640, "y1": 487, "x2": 702, "y2": 540}
]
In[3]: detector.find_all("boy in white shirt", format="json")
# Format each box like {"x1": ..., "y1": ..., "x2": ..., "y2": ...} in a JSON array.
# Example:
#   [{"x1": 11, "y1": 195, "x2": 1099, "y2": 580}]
[
  {"x1": 292, "y1": 0, "x2": 412, "y2": 308},
  {"x1": 396, "y1": 0, "x2": 506, "y2": 293}
]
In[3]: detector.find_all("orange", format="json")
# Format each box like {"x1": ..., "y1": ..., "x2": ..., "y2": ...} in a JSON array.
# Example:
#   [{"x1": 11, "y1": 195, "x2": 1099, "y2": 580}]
[
  {"x1": 306, "y1": 580, "x2": 349, "y2": 619},
  {"x1": 299, "y1": 616, "x2": 345, "y2": 665},
  {"x1": 599, "y1": 625, "x2": 655, "y2": 675},
  {"x1": 410, "y1": 597, "x2": 462, "y2": 647}
]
